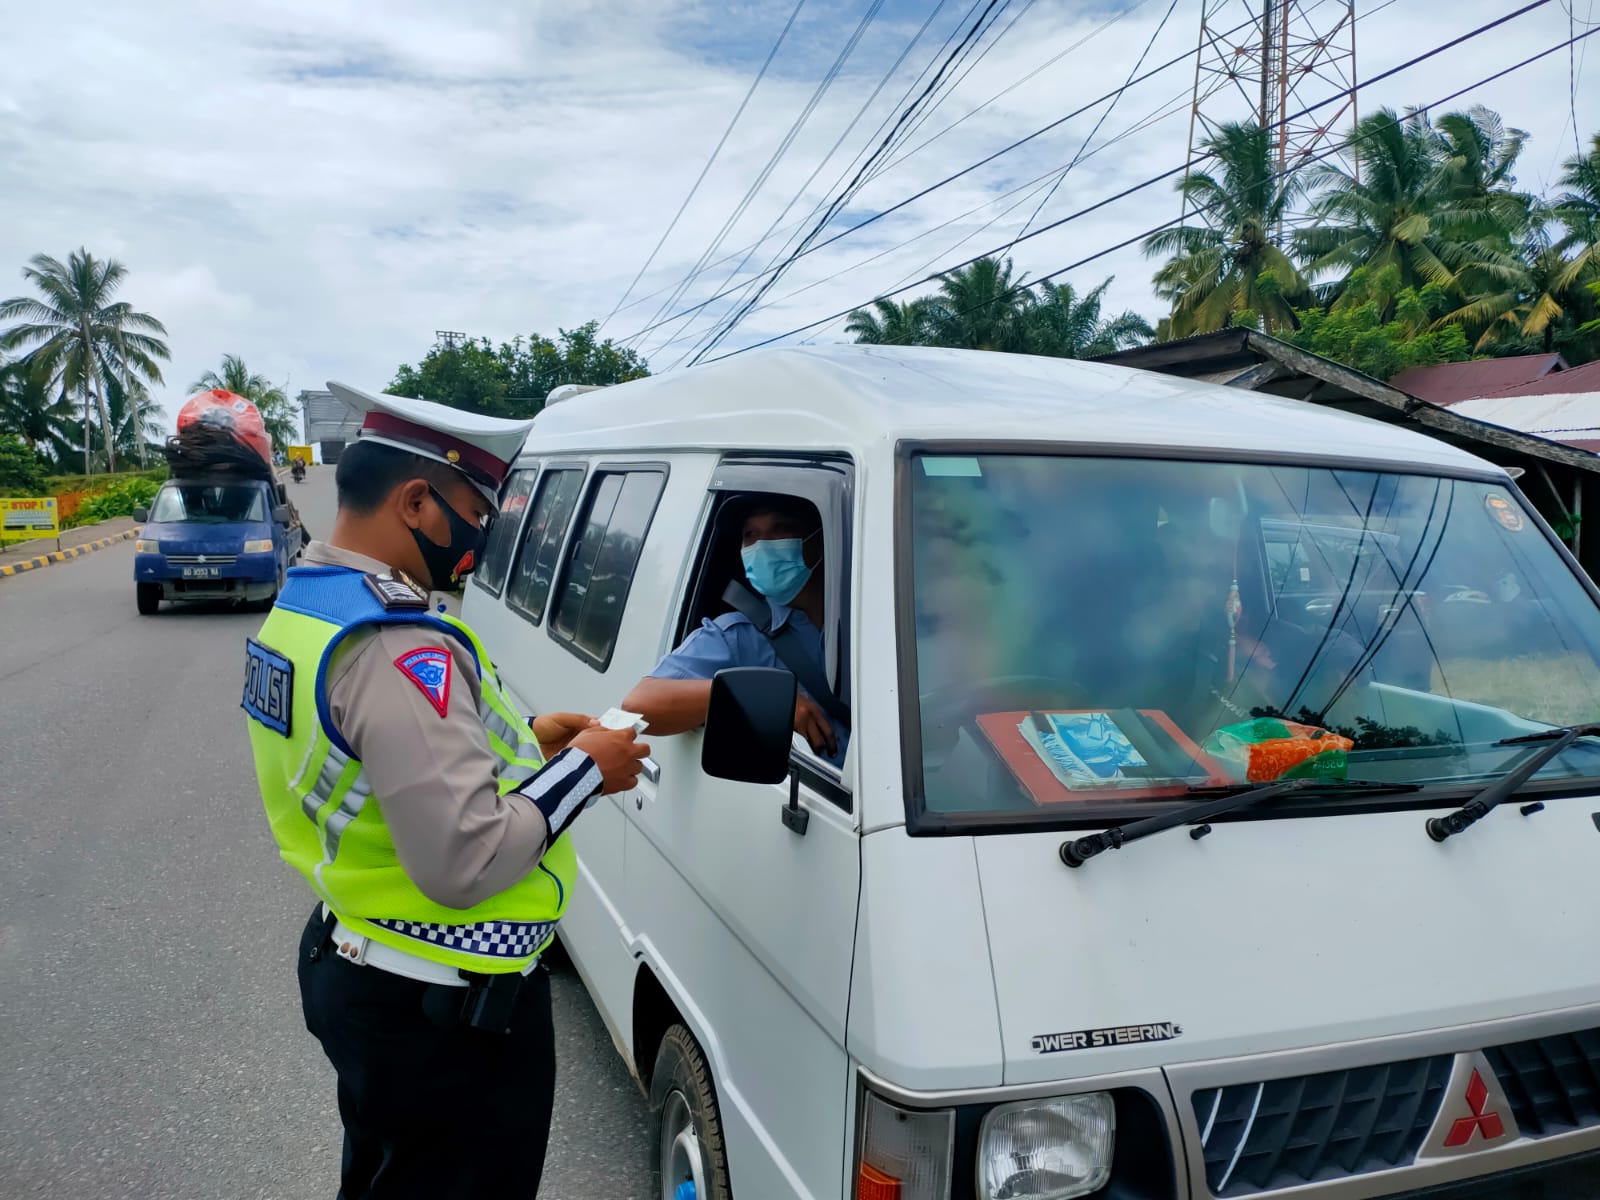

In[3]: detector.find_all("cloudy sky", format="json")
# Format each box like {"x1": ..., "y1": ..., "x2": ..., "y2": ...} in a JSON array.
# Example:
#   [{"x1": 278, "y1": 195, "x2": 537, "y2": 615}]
[{"x1": 2, "y1": 0, "x2": 1593, "y2": 431}]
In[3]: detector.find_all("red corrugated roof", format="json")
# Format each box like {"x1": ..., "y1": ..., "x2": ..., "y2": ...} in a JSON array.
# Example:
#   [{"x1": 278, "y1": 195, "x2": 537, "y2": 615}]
[
  {"x1": 1473, "y1": 358, "x2": 1600, "y2": 398},
  {"x1": 1389, "y1": 354, "x2": 1567, "y2": 404}
]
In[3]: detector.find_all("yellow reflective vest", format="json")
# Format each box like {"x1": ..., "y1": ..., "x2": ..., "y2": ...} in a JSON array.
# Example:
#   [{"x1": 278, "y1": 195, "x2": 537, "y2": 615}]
[{"x1": 243, "y1": 565, "x2": 574, "y2": 974}]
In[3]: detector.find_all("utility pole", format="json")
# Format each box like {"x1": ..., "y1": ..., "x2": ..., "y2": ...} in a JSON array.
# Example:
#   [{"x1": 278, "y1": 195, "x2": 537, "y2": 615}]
[
  {"x1": 1182, "y1": 0, "x2": 1359, "y2": 232},
  {"x1": 435, "y1": 330, "x2": 467, "y2": 351}
]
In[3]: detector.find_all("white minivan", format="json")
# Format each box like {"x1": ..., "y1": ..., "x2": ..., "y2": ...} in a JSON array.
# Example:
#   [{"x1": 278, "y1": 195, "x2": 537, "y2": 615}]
[{"x1": 462, "y1": 345, "x2": 1600, "y2": 1200}]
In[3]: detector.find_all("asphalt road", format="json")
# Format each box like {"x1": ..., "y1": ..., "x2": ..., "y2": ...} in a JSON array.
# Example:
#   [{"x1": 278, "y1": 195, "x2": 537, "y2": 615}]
[{"x1": 0, "y1": 466, "x2": 653, "y2": 1200}]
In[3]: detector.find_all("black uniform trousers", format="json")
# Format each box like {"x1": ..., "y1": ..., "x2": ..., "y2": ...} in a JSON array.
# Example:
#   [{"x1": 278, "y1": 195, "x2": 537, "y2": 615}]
[{"x1": 297, "y1": 907, "x2": 557, "y2": 1200}]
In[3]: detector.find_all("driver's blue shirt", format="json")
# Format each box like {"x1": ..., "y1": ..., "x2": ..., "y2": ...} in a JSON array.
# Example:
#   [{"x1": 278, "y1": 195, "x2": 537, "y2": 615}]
[{"x1": 649, "y1": 598, "x2": 849, "y2": 767}]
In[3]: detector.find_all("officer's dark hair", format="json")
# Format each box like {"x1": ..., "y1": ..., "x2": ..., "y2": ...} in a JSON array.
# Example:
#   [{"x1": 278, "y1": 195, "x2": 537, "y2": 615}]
[{"x1": 335, "y1": 441, "x2": 464, "y2": 515}]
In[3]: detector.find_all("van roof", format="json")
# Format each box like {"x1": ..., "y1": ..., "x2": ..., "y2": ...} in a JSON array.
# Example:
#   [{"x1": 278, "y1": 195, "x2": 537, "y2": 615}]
[{"x1": 521, "y1": 344, "x2": 1493, "y2": 473}]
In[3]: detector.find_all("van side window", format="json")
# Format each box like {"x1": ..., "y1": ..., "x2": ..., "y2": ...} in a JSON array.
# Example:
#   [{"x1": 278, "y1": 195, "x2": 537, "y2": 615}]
[
  {"x1": 506, "y1": 467, "x2": 586, "y2": 624},
  {"x1": 474, "y1": 468, "x2": 537, "y2": 596},
  {"x1": 550, "y1": 470, "x2": 667, "y2": 669},
  {"x1": 669, "y1": 462, "x2": 854, "y2": 799}
]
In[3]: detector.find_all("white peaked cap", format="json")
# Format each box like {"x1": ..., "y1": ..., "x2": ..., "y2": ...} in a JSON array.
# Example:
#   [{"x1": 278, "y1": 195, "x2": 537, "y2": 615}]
[{"x1": 327, "y1": 381, "x2": 536, "y2": 504}]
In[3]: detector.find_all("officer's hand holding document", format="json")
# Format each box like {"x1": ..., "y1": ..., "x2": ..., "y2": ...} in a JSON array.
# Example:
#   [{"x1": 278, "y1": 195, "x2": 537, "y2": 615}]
[{"x1": 599, "y1": 707, "x2": 650, "y2": 735}]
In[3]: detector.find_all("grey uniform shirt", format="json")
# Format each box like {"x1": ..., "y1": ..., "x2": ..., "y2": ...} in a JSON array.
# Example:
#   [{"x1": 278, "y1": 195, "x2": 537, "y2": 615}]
[{"x1": 304, "y1": 541, "x2": 593, "y2": 911}]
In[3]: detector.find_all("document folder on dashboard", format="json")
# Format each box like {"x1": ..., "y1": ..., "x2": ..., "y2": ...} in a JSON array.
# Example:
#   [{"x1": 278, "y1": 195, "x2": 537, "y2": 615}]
[{"x1": 974, "y1": 708, "x2": 1225, "y2": 805}]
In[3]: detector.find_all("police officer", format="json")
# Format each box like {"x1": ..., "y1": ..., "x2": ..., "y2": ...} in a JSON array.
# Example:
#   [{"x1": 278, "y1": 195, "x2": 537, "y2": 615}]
[{"x1": 242, "y1": 383, "x2": 648, "y2": 1199}]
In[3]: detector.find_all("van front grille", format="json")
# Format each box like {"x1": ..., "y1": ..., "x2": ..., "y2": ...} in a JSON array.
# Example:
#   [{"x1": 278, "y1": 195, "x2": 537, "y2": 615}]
[
  {"x1": 166, "y1": 554, "x2": 238, "y2": 565},
  {"x1": 1193, "y1": 1055, "x2": 1452, "y2": 1196},
  {"x1": 1483, "y1": 1027, "x2": 1600, "y2": 1139}
]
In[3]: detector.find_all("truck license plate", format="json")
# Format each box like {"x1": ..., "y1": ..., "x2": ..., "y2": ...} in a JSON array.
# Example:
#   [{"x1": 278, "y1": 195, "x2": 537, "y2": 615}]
[{"x1": 182, "y1": 566, "x2": 221, "y2": 579}]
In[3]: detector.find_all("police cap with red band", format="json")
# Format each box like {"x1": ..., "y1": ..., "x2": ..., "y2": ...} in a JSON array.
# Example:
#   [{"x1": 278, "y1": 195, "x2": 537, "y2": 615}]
[{"x1": 326, "y1": 381, "x2": 536, "y2": 504}]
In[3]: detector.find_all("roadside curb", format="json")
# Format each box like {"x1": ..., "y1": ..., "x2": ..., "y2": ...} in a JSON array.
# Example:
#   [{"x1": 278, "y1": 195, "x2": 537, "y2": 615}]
[{"x1": 0, "y1": 528, "x2": 139, "y2": 578}]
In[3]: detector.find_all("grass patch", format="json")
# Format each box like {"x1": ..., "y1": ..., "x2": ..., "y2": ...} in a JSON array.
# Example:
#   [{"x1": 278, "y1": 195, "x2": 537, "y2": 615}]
[{"x1": 1433, "y1": 654, "x2": 1600, "y2": 726}]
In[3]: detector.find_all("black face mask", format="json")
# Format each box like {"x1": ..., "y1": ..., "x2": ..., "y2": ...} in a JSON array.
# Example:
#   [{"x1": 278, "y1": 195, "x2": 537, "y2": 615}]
[{"x1": 411, "y1": 484, "x2": 490, "y2": 590}]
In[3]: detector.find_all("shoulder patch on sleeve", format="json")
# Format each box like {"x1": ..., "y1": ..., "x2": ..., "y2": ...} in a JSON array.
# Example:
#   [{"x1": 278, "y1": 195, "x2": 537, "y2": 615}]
[{"x1": 394, "y1": 646, "x2": 453, "y2": 717}]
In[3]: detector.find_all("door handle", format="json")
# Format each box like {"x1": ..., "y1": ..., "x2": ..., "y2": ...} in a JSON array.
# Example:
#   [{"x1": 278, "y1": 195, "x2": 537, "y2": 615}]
[{"x1": 641, "y1": 757, "x2": 660, "y2": 784}]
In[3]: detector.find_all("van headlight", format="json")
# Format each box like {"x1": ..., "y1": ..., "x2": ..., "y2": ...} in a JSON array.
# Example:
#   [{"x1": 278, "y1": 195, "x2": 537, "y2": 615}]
[
  {"x1": 977, "y1": 1093, "x2": 1115, "y2": 1200},
  {"x1": 857, "y1": 1092, "x2": 953, "y2": 1199},
  {"x1": 135, "y1": 538, "x2": 160, "y2": 553},
  {"x1": 242, "y1": 539, "x2": 274, "y2": 554}
]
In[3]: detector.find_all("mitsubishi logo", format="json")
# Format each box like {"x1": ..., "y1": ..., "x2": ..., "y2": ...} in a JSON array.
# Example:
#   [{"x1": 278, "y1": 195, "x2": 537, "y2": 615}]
[
  {"x1": 1443, "y1": 1069, "x2": 1504, "y2": 1147},
  {"x1": 1418, "y1": 1052, "x2": 1519, "y2": 1160}
]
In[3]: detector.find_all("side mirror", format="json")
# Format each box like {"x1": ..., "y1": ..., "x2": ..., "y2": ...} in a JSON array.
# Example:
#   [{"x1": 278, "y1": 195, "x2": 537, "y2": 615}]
[
  {"x1": 702, "y1": 667, "x2": 796, "y2": 785},
  {"x1": 132, "y1": 507, "x2": 150, "y2": 523},
  {"x1": 271, "y1": 505, "x2": 291, "y2": 524}
]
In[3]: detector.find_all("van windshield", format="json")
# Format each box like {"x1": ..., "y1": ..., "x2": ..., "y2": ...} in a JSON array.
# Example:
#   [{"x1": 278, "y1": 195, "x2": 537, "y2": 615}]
[
  {"x1": 905, "y1": 452, "x2": 1600, "y2": 825},
  {"x1": 150, "y1": 483, "x2": 266, "y2": 524}
]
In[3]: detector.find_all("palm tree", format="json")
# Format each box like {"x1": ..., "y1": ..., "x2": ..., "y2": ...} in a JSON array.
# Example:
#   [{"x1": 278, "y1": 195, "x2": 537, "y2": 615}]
[
  {"x1": 1025, "y1": 279, "x2": 1152, "y2": 357},
  {"x1": 190, "y1": 353, "x2": 298, "y2": 455},
  {"x1": 0, "y1": 353, "x2": 77, "y2": 464},
  {"x1": 1438, "y1": 224, "x2": 1588, "y2": 354},
  {"x1": 845, "y1": 298, "x2": 931, "y2": 345},
  {"x1": 1435, "y1": 107, "x2": 1530, "y2": 207},
  {"x1": 924, "y1": 256, "x2": 1032, "y2": 352},
  {"x1": 1144, "y1": 123, "x2": 1308, "y2": 336},
  {"x1": 0, "y1": 249, "x2": 169, "y2": 473},
  {"x1": 1293, "y1": 109, "x2": 1524, "y2": 310},
  {"x1": 1553, "y1": 134, "x2": 1600, "y2": 291},
  {"x1": 105, "y1": 374, "x2": 167, "y2": 464}
]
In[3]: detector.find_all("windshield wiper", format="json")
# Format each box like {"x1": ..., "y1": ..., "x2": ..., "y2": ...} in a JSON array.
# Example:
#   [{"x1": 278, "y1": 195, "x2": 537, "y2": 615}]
[
  {"x1": 1059, "y1": 778, "x2": 1422, "y2": 868},
  {"x1": 1425, "y1": 722, "x2": 1600, "y2": 843}
]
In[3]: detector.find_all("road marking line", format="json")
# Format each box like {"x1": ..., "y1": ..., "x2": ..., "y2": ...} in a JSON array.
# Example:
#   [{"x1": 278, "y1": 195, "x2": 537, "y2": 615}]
[{"x1": 0, "y1": 528, "x2": 137, "y2": 579}]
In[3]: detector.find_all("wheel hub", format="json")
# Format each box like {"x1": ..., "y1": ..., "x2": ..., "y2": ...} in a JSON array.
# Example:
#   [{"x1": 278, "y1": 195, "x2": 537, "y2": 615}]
[{"x1": 661, "y1": 1090, "x2": 705, "y2": 1200}]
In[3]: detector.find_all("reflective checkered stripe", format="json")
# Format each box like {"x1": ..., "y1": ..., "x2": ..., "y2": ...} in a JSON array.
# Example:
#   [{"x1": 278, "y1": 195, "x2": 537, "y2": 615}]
[{"x1": 370, "y1": 916, "x2": 558, "y2": 960}]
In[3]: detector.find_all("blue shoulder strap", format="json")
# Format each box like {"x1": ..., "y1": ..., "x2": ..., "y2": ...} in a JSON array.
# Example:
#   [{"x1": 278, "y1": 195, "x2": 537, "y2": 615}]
[{"x1": 277, "y1": 566, "x2": 482, "y2": 758}]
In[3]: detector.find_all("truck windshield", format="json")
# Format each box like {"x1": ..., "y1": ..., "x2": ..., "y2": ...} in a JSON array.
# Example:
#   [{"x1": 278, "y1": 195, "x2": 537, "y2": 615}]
[
  {"x1": 905, "y1": 452, "x2": 1600, "y2": 825},
  {"x1": 149, "y1": 483, "x2": 266, "y2": 524}
]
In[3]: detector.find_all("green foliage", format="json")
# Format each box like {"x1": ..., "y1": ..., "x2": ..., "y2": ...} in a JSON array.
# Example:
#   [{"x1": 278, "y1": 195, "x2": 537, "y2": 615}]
[
  {"x1": 44, "y1": 465, "x2": 166, "y2": 495},
  {"x1": 1286, "y1": 266, "x2": 1472, "y2": 379},
  {"x1": 75, "y1": 475, "x2": 159, "y2": 525},
  {"x1": 845, "y1": 266, "x2": 1150, "y2": 358},
  {"x1": 0, "y1": 433, "x2": 47, "y2": 492},
  {"x1": 388, "y1": 322, "x2": 649, "y2": 418},
  {"x1": 0, "y1": 247, "x2": 170, "y2": 473},
  {"x1": 1144, "y1": 121, "x2": 1309, "y2": 335},
  {"x1": 190, "y1": 354, "x2": 298, "y2": 455}
]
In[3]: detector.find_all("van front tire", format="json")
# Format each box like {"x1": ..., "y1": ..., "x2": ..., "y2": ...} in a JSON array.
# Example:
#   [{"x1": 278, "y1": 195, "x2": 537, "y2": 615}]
[
  {"x1": 650, "y1": 1024, "x2": 731, "y2": 1200},
  {"x1": 136, "y1": 583, "x2": 160, "y2": 615}
]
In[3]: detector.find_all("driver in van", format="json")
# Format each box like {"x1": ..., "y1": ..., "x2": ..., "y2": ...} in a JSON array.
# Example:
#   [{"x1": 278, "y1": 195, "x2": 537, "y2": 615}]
[{"x1": 623, "y1": 494, "x2": 850, "y2": 766}]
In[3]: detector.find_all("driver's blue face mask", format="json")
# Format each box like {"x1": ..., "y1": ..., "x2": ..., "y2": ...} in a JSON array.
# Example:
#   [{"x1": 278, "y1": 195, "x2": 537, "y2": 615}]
[{"x1": 741, "y1": 530, "x2": 819, "y2": 606}]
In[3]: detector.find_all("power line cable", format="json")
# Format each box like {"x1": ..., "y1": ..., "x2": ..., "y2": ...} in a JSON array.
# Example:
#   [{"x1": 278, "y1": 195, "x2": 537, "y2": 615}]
[
  {"x1": 599, "y1": 0, "x2": 807, "y2": 334},
  {"x1": 872, "y1": 0, "x2": 1038, "y2": 163},
  {"x1": 1003, "y1": 0, "x2": 1183, "y2": 254},
  {"x1": 705, "y1": 10, "x2": 1586, "y2": 363},
  {"x1": 672, "y1": 0, "x2": 1020, "y2": 364},
  {"x1": 630, "y1": 0, "x2": 888, "y2": 348},
  {"x1": 615, "y1": 0, "x2": 1343, "y2": 333},
  {"x1": 650, "y1": 84, "x2": 1192, "y2": 358},
  {"x1": 689, "y1": 0, "x2": 1481, "y2": 359},
  {"x1": 622, "y1": 2, "x2": 978, "y2": 346},
  {"x1": 867, "y1": 0, "x2": 1156, "y2": 185},
  {"x1": 621, "y1": 4, "x2": 1266, "y2": 349},
  {"x1": 657, "y1": 0, "x2": 964, "y2": 361},
  {"x1": 685, "y1": 0, "x2": 1015, "y2": 365}
]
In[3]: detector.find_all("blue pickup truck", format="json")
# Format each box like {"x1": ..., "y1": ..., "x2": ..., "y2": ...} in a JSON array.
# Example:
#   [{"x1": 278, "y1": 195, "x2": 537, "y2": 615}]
[{"x1": 132, "y1": 475, "x2": 302, "y2": 615}]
